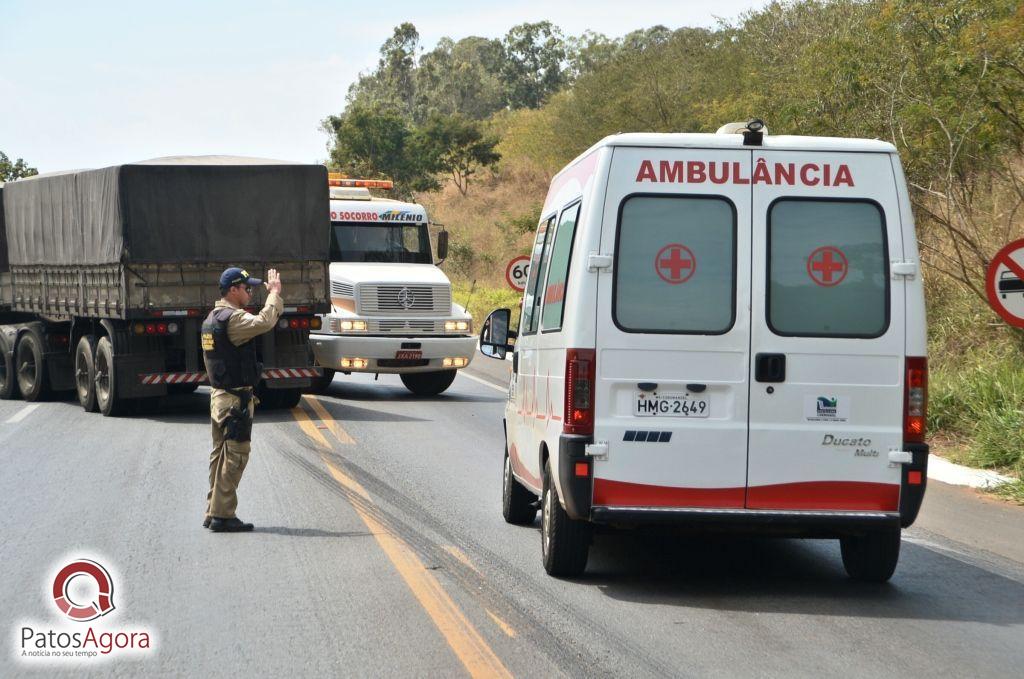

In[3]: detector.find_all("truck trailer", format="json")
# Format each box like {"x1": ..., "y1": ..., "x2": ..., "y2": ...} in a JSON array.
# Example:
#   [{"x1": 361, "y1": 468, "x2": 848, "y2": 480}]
[{"x1": 0, "y1": 156, "x2": 330, "y2": 415}]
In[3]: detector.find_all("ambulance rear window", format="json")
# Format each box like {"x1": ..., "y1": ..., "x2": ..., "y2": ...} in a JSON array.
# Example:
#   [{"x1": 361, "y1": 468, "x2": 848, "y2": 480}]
[
  {"x1": 613, "y1": 195, "x2": 736, "y2": 334},
  {"x1": 767, "y1": 199, "x2": 889, "y2": 337}
]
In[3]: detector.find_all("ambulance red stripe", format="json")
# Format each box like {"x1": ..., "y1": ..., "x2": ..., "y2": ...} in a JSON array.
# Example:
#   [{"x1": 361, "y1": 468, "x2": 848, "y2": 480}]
[{"x1": 593, "y1": 478, "x2": 899, "y2": 511}]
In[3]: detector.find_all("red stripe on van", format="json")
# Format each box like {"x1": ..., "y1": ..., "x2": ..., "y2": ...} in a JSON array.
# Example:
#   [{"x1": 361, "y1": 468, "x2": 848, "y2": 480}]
[
  {"x1": 592, "y1": 478, "x2": 899, "y2": 511},
  {"x1": 746, "y1": 481, "x2": 899, "y2": 511},
  {"x1": 593, "y1": 478, "x2": 745, "y2": 508}
]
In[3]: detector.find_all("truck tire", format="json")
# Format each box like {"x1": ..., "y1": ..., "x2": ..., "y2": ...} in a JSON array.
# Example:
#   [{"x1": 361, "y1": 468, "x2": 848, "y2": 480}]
[
  {"x1": 400, "y1": 370, "x2": 457, "y2": 396},
  {"x1": 0, "y1": 337, "x2": 19, "y2": 400},
  {"x1": 541, "y1": 459, "x2": 591, "y2": 577},
  {"x1": 256, "y1": 384, "x2": 303, "y2": 410},
  {"x1": 840, "y1": 527, "x2": 901, "y2": 582},
  {"x1": 74, "y1": 335, "x2": 99, "y2": 412},
  {"x1": 15, "y1": 332, "x2": 51, "y2": 402},
  {"x1": 309, "y1": 368, "x2": 335, "y2": 394},
  {"x1": 94, "y1": 336, "x2": 126, "y2": 417},
  {"x1": 503, "y1": 448, "x2": 538, "y2": 525}
]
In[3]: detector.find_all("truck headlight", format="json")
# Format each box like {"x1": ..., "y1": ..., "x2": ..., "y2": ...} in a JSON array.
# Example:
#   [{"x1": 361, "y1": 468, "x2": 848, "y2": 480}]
[
  {"x1": 444, "y1": 320, "x2": 471, "y2": 333},
  {"x1": 339, "y1": 320, "x2": 367, "y2": 331}
]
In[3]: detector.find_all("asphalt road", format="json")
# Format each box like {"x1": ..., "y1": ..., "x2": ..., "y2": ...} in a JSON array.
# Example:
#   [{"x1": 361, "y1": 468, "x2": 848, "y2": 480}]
[{"x1": 1, "y1": 360, "x2": 1022, "y2": 678}]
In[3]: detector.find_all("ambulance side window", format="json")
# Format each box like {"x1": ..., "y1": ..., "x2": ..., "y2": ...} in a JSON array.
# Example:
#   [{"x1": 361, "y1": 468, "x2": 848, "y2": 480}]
[
  {"x1": 520, "y1": 215, "x2": 555, "y2": 335},
  {"x1": 614, "y1": 195, "x2": 736, "y2": 334},
  {"x1": 767, "y1": 198, "x2": 889, "y2": 337},
  {"x1": 540, "y1": 202, "x2": 581, "y2": 332}
]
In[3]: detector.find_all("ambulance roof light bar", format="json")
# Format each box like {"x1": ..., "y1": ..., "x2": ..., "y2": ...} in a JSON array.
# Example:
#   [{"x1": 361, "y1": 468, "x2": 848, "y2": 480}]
[{"x1": 327, "y1": 172, "x2": 393, "y2": 190}]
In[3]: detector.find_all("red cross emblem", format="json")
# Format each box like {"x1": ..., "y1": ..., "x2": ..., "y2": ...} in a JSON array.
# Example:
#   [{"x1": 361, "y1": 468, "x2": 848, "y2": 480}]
[
  {"x1": 807, "y1": 246, "x2": 848, "y2": 287},
  {"x1": 655, "y1": 243, "x2": 696, "y2": 284}
]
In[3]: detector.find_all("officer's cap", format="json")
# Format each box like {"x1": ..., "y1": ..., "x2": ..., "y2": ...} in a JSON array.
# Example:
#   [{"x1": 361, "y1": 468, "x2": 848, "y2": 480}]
[{"x1": 219, "y1": 267, "x2": 263, "y2": 292}]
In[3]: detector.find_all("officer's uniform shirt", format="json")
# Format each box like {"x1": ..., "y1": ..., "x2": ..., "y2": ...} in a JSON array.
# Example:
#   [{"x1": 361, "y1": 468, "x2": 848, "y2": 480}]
[{"x1": 209, "y1": 291, "x2": 283, "y2": 397}]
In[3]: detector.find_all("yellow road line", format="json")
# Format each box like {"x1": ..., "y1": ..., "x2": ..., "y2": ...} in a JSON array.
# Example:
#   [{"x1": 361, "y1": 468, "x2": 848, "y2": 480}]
[
  {"x1": 301, "y1": 395, "x2": 355, "y2": 444},
  {"x1": 289, "y1": 405, "x2": 331, "y2": 448},
  {"x1": 485, "y1": 610, "x2": 517, "y2": 639},
  {"x1": 320, "y1": 456, "x2": 511, "y2": 679}
]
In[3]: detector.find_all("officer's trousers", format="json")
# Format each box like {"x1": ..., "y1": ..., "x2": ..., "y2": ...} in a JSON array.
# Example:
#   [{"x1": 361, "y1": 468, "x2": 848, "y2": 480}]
[{"x1": 206, "y1": 389, "x2": 256, "y2": 520}]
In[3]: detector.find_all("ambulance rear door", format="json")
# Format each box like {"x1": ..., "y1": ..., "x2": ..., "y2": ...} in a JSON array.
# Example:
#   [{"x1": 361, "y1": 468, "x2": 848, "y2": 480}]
[
  {"x1": 592, "y1": 145, "x2": 752, "y2": 508},
  {"x1": 746, "y1": 149, "x2": 905, "y2": 511}
]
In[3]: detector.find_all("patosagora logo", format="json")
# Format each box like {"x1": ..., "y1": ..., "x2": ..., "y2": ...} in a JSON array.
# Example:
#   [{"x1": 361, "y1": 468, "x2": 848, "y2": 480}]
[
  {"x1": 15, "y1": 555, "x2": 155, "y2": 664},
  {"x1": 52, "y1": 559, "x2": 116, "y2": 622}
]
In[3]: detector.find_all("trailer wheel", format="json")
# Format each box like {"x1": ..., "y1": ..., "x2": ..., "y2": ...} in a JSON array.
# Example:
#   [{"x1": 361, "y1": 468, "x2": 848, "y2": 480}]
[
  {"x1": 94, "y1": 336, "x2": 126, "y2": 417},
  {"x1": 75, "y1": 335, "x2": 99, "y2": 412},
  {"x1": 15, "y1": 332, "x2": 51, "y2": 402},
  {"x1": 0, "y1": 337, "x2": 19, "y2": 400},
  {"x1": 400, "y1": 370, "x2": 457, "y2": 396},
  {"x1": 308, "y1": 368, "x2": 335, "y2": 394},
  {"x1": 840, "y1": 527, "x2": 901, "y2": 582}
]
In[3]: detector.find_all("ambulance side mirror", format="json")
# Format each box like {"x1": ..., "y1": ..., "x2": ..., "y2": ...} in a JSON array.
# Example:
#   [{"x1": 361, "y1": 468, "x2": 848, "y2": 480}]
[{"x1": 480, "y1": 308, "x2": 515, "y2": 360}]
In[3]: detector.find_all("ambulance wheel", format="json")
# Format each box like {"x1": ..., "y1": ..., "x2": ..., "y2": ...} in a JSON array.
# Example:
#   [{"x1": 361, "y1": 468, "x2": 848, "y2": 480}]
[
  {"x1": 0, "y1": 337, "x2": 19, "y2": 400},
  {"x1": 95, "y1": 336, "x2": 126, "y2": 417},
  {"x1": 503, "y1": 448, "x2": 538, "y2": 525},
  {"x1": 400, "y1": 370, "x2": 456, "y2": 396},
  {"x1": 840, "y1": 527, "x2": 901, "y2": 582},
  {"x1": 15, "y1": 332, "x2": 51, "y2": 402},
  {"x1": 541, "y1": 459, "x2": 591, "y2": 577},
  {"x1": 74, "y1": 335, "x2": 99, "y2": 412}
]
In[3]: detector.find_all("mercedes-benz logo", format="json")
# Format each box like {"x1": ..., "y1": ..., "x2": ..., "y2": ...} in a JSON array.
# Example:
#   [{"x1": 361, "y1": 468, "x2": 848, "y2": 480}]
[{"x1": 397, "y1": 287, "x2": 415, "y2": 309}]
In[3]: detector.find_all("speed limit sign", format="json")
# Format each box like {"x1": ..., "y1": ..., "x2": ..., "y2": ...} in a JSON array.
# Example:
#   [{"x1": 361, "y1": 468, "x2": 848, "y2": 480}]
[{"x1": 505, "y1": 256, "x2": 530, "y2": 291}]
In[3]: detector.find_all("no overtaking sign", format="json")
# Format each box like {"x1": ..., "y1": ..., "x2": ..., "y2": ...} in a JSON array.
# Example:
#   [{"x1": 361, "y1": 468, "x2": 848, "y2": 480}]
[{"x1": 986, "y1": 238, "x2": 1024, "y2": 328}]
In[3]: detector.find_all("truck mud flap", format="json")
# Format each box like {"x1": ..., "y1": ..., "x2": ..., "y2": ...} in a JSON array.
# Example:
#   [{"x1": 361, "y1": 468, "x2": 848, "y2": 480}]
[
  {"x1": 899, "y1": 442, "x2": 929, "y2": 528},
  {"x1": 116, "y1": 352, "x2": 167, "y2": 398}
]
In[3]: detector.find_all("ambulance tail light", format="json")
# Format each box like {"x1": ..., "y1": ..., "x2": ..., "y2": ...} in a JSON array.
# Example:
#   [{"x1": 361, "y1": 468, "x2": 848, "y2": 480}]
[
  {"x1": 904, "y1": 357, "x2": 928, "y2": 443},
  {"x1": 564, "y1": 348, "x2": 596, "y2": 436}
]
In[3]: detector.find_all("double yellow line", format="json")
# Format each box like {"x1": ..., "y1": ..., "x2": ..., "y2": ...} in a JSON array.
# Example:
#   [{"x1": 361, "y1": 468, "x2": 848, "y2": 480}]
[{"x1": 291, "y1": 395, "x2": 511, "y2": 679}]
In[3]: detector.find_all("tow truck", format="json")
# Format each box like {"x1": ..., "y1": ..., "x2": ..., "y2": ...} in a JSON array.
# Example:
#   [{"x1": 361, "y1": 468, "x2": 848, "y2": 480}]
[{"x1": 308, "y1": 174, "x2": 474, "y2": 396}]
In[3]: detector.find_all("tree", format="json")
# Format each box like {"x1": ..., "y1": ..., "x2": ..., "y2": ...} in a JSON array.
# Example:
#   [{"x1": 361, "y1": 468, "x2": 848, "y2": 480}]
[
  {"x1": 0, "y1": 152, "x2": 38, "y2": 182},
  {"x1": 413, "y1": 114, "x2": 500, "y2": 195},
  {"x1": 415, "y1": 36, "x2": 506, "y2": 122},
  {"x1": 322, "y1": 103, "x2": 439, "y2": 197},
  {"x1": 501, "y1": 22, "x2": 568, "y2": 109}
]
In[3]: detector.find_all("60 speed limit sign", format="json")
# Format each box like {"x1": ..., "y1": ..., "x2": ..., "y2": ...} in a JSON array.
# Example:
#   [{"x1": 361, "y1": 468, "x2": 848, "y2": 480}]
[{"x1": 505, "y1": 256, "x2": 531, "y2": 291}]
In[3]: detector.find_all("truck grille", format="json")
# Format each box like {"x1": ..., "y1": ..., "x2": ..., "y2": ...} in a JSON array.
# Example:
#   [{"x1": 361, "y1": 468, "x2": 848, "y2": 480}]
[
  {"x1": 331, "y1": 281, "x2": 355, "y2": 297},
  {"x1": 359, "y1": 284, "x2": 451, "y2": 315},
  {"x1": 371, "y1": 319, "x2": 443, "y2": 333}
]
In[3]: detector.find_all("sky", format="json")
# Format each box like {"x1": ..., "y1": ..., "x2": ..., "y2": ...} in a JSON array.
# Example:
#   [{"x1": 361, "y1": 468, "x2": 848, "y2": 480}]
[{"x1": 1, "y1": 0, "x2": 771, "y2": 172}]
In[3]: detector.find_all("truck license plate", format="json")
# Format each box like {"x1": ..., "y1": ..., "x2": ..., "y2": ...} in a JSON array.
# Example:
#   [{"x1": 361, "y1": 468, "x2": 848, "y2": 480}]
[
  {"x1": 635, "y1": 392, "x2": 709, "y2": 418},
  {"x1": 395, "y1": 350, "x2": 422, "y2": 360}
]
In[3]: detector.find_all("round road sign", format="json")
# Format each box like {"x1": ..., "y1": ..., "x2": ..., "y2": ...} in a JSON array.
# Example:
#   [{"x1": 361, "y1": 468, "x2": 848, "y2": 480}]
[
  {"x1": 505, "y1": 256, "x2": 531, "y2": 291},
  {"x1": 986, "y1": 238, "x2": 1024, "y2": 328}
]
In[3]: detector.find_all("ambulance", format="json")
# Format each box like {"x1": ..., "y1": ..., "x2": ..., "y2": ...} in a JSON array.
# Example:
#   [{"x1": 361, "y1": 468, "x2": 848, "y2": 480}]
[
  {"x1": 309, "y1": 175, "x2": 475, "y2": 395},
  {"x1": 479, "y1": 121, "x2": 928, "y2": 580}
]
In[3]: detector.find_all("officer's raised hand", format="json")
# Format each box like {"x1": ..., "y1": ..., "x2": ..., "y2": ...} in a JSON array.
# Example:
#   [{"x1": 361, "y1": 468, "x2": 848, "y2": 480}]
[{"x1": 265, "y1": 268, "x2": 282, "y2": 295}]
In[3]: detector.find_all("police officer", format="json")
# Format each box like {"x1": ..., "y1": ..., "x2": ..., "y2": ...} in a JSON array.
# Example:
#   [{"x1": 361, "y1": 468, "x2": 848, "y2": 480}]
[{"x1": 201, "y1": 267, "x2": 283, "y2": 532}]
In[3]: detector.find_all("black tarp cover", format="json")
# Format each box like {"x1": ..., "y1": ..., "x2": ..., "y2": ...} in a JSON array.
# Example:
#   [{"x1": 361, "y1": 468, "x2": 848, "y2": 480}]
[
  {"x1": 1, "y1": 157, "x2": 329, "y2": 266},
  {"x1": 0, "y1": 185, "x2": 7, "y2": 272}
]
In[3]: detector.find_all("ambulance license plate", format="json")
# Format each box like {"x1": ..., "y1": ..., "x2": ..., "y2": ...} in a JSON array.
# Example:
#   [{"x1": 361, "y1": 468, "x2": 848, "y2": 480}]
[
  {"x1": 635, "y1": 392, "x2": 709, "y2": 418},
  {"x1": 395, "y1": 350, "x2": 422, "y2": 360}
]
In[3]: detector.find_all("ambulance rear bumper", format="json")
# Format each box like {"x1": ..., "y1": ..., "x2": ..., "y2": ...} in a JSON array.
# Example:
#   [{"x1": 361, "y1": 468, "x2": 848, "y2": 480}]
[{"x1": 589, "y1": 506, "x2": 902, "y2": 536}]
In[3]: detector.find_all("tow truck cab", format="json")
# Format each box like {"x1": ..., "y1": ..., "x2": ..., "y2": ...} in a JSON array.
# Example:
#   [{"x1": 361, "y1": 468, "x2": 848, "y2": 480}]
[
  {"x1": 480, "y1": 122, "x2": 928, "y2": 581},
  {"x1": 309, "y1": 176, "x2": 475, "y2": 396}
]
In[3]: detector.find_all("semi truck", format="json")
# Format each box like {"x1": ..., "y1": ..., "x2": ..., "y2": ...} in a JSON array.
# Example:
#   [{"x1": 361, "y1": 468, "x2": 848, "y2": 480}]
[
  {"x1": 0, "y1": 156, "x2": 330, "y2": 415},
  {"x1": 308, "y1": 175, "x2": 475, "y2": 396}
]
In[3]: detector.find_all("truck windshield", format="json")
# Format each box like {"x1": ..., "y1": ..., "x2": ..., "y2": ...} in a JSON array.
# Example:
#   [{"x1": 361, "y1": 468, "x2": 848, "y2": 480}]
[{"x1": 330, "y1": 222, "x2": 432, "y2": 264}]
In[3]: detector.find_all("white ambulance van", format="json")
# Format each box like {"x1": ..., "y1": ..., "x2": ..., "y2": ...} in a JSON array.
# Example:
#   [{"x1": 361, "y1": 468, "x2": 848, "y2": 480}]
[{"x1": 479, "y1": 121, "x2": 928, "y2": 581}]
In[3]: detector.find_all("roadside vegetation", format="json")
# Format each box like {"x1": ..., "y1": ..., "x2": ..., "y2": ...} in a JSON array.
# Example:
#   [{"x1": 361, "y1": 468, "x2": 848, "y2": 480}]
[{"x1": 325, "y1": 1, "x2": 1023, "y2": 500}]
